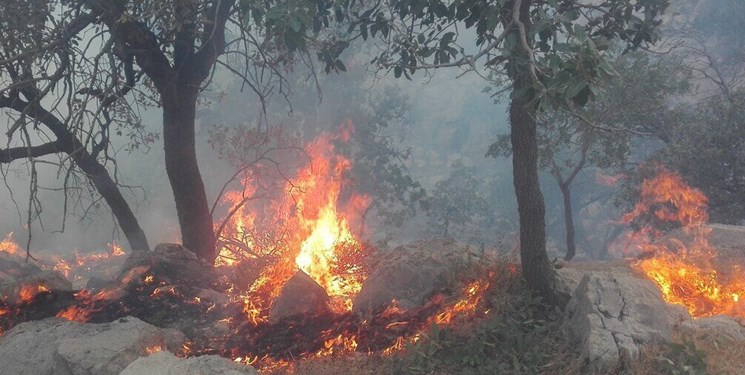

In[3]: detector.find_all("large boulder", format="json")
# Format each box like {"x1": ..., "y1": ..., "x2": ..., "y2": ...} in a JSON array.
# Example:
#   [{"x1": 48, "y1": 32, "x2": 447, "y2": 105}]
[
  {"x1": 563, "y1": 266, "x2": 690, "y2": 371},
  {"x1": 0, "y1": 316, "x2": 185, "y2": 375},
  {"x1": 353, "y1": 239, "x2": 475, "y2": 315},
  {"x1": 121, "y1": 351, "x2": 257, "y2": 375},
  {"x1": 269, "y1": 270, "x2": 330, "y2": 323}
]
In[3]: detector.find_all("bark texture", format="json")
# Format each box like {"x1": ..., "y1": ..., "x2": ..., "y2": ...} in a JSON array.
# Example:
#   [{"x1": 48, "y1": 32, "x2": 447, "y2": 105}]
[{"x1": 505, "y1": 0, "x2": 567, "y2": 306}]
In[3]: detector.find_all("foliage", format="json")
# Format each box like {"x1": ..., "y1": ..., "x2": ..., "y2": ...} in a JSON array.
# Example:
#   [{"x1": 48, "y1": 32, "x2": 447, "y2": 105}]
[
  {"x1": 488, "y1": 49, "x2": 690, "y2": 258},
  {"x1": 397, "y1": 280, "x2": 567, "y2": 375},
  {"x1": 350, "y1": 0, "x2": 669, "y2": 109},
  {"x1": 654, "y1": 90, "x2": 745, "y2": 224},
  {"x1": 334, "y1": 86, "x2": 428, "y2": 232},
  {"x1": 425, "y1": 160, "x2": 491, "y2": 241},
  {"x1": 489, "y1": 49, "x2": 690, "y2": 171}
]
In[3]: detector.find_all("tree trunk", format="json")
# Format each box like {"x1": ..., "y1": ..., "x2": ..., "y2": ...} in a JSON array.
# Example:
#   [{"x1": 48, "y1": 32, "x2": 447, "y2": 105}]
[
  {"x1": 510, "y1": 99, "x2": 565, "y2": 305},
  {"x1": 560, "y1": 184, "x2": 576, "y2": 261},
  {"x1": 1, "y1": 98, "x2": 150, "y2": 253},
  {"x1": 68, "y1": 138, "x2": 150, "y2": 252},
  {"x1": 162, "y1": 86, "x2": 216, "y2": 262},
  {"x1": 505, "y1": 0, "x2": 568, "y2": 307}
]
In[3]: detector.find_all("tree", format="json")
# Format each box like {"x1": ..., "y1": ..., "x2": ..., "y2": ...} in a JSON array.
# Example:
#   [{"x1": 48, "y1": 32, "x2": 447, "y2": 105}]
[
  {"x1": 489, "y1": 50, "x2": 690, "y2": 260},
  {"x1": 618, "y1": 1, "x2": 745, "y2": 225},
  {"x1": 0, "y1": 0, "x2": 353, "y2": 261},
  {"x1": 0, "y1": 0, "x2": 153, "y2": 254},
  {"x1": 426, "y1": 160, "x2": 491, "y2": 241},
  {"x1": 352, "y1": 0, "x2": 670, "y2": 304}
]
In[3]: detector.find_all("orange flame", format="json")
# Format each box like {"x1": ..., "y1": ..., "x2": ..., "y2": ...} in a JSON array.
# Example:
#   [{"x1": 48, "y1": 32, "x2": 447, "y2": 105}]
[
  {"x1": 18, "y1": 284, "x2": 49, "y2": 303},
  {"x1": 216, "y1": 125, "x2": 371, "y2": 319},
  {"x1": 433, "y1": 279, "x2": 491, "y2": 325},
  {"x1": 144, "y1": 344, "x2": 163, "y2": 355},
  {"x1": 624, "y1": 169, "x2": 745, "y2": 318},
  {"x1": 0, "y1": 232, "x2": 21, "y2": 255}
]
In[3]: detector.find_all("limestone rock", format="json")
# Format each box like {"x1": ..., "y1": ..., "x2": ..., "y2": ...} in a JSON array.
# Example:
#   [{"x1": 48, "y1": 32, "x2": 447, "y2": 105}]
[
  {"x1": 117, "y1": 243, "x2": 217, "y2": 287},
  {"x1": 564, "y1": 266, "x2": 690, "y2": 371},
  {"x1": 269, "y1": 270, "x2": 329, "y2": 323},
  {"x1": 676, "y1": 315, "x2": 745, "y2": 347},
  {"x1": 353, "y1": 239, "x2": 474, "y2": 314},
  {"x1": 0, "y1": 316, "x2": 185, "y2": 375},
  {"x1": 121, "y1": 351, "x2": 257, "y2": 375}
]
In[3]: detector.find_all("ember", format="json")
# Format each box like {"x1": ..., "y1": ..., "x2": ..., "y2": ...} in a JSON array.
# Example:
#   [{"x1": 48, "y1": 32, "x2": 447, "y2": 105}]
[{"x1": 623, "y1": 169, "x2": 745, "y2": 318}]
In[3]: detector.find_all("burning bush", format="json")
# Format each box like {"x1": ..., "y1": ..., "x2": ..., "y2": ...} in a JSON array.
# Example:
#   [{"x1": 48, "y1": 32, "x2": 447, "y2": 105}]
[{"x1": 621, "y1": 168, "x2": 745, "y2": 318}]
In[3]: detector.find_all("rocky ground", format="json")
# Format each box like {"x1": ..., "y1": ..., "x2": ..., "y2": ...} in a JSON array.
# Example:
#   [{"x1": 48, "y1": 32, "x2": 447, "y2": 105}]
[{"x1": 0, "y1": 233, "x2": 744, "y2": 374}]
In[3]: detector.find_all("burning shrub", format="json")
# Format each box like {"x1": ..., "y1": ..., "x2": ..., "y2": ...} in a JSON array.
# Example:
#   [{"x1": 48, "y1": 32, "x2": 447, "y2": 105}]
[{"x1": 621, "y1": 168, "x2": 745, "y2": 318}]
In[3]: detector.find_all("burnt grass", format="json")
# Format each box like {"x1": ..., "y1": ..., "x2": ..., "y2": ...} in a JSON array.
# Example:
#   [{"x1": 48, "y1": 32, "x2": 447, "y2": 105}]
[{"x1": 0, "y1": 270, "x2": 486, "y2": 364}]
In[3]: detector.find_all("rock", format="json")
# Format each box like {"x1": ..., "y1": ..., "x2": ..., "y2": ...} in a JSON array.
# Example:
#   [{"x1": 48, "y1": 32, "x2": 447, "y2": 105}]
[
  {"x1": 563, "y1": 266, "x2": 690, "y2": 371},
  {"x1": 85, "y1": 275, "x2": 115, "y2": 291},
  {"x1": 676, "y1": 315, "x2": 745, "y2": 347},
  {"x1": 0, "y1": 252, "x2": 72, "y2": 302},
  {"x1": 269, "y1": 270, "x2": 330, "y2": 323},
  {"x1": 121, "y1": 351, "x2": 257, "y2": 375},
  {"x1": 0, "y1": 316, "x2": 185, "y2": 375},
  {"x1": 353, "y1": 239, "x2": 474, "y2": 314},
  {"x1": 117, "y1": 243, "x2": 217, "y2": 287}
]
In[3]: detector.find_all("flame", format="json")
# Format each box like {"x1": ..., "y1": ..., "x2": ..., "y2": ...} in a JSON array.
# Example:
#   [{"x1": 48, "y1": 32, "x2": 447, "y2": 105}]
[
  {"x1": 623, "y1": 169, "x2": 745, "y2": 318},
  {"x1": 108, "y1": 242, "x2": 126, "y2": 257},
  {"x1": 0, "y1": 232, "x2": 21, "y2": 255},
  {"x1": 317, "y1": 332, "x2": 358, "y2": 356},
  {"x1": 216, "y1": 124, "x2": 371, "y2": 319},
  {"x1": 144, "y1": 344, "x2": 163, "y2": 355},
  {"x1": 433, "y1": 279, "x2": 491, "y2": 325},
  {"x1": 18, "y1": 284, "x2": 49, "y2": 303},
  {"x1": 290, "y1": 132, "x2": 370, "y2": 312},
  {"x1": 56, "y1": 289, "x2": 120, "y2": 322}
]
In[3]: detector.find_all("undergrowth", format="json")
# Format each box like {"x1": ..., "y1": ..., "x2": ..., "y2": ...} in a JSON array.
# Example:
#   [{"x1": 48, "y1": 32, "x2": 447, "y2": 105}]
[{"x1": 392, "y1": 276, "x2": 580, "y2": 375}]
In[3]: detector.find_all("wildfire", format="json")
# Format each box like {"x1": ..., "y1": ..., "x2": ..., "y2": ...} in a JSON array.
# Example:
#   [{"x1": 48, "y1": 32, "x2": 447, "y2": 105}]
[
  {"x1": 144, "y1": 344, "x2": 163, "y2": 355},
  {"x1": 0, "y1": 232, "x2": 21, "y2": 255},
  {"x1": 56, "y1": 289, "x2": 121, "y2": 322},
  {"x1": 108, "y1": 242, "x2": 126, "y2": 257},
  {"x1": 434, "y1": 278, "x2": 492, "y2": 325},
  {"x1": 217, "y1": 125, "x2": 371, "y2": 317},
  {"x1": 18, "y1": 284, "x2": 49, "y2": 303},
  {"x1": 290, "y1": 133, "x2": 370, "y2": 311},
  {"x1": 623, "y1": 169, "x2": 745, "y2": 318},
  {"x1": 0, "y1": 124, "x2": 501, "y2": 370}
]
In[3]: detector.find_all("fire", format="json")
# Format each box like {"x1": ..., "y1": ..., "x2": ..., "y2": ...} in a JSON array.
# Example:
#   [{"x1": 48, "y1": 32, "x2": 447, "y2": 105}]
[
  {"x1": 144, "y1": 344, "x2": 163, "y2": 355},
  {"x1": 433, "y1": 278, "x2": 492, "y2": 325},
  {"x1": 0, "y1": 124, "x2": 502, "y2": 369},
  {"x1": 290, "y1": 133, "x2": 370, "y2": 311},
  {"x1": 56, "y1": 289, "x2": 121, "y2": 322},
  {"x1": 216, "y1": 125, "x2": 371, "y2": 317},
  {"x1": 18, "y1": 284, "x2": 49, "y2": 303},
  {"x1": 0, "y1": 232, "x2": 21, "y2": 255},
  {"x1": 108, "y1": 242, "x2": 126, "y2": 257},
  {"x1": 623, "y1": 169, "x2": 745, "y2": 318}
]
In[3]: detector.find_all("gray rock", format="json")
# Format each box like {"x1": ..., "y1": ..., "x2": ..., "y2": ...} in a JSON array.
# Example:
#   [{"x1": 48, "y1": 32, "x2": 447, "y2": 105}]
[
  {"x1": 120, "y1": 351, "x2": 257, "y2": 375},
  {"x1": 676, "y1": 315, "x2": 745, "y2": 346},
  {"x1": 564, "y1": 266, "x2": 690, "y2": 371},
  {"x1": 353, "y1": 239, "x2": 475, "y2": 314},
  {"x1": 0, "y1": 316, "x2": 185, "y2": 375},
  {"x1": 0, "y1": 252, "x2": 72, "y2": 302},
  {"x1": 117, "y1": 243, "x2": 217, "y2": 287},
  {"x1": 269, "y1": 270, "x2": 329, "y2": 322}
]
